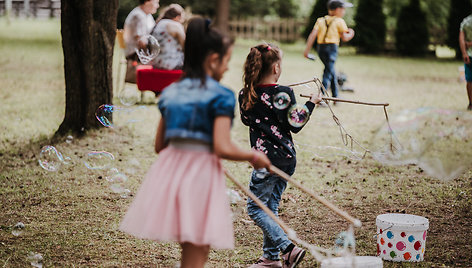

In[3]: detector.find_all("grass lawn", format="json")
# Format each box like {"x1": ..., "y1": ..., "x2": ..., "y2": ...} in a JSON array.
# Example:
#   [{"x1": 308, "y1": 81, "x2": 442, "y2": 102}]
[{"x1": 1, "y1": 18, "x2": 471, "y2": 267}]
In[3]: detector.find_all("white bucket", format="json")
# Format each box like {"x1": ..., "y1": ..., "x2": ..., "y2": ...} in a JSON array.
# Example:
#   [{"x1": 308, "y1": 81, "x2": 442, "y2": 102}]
[
  {"x1": 320, "y1": 256, "x2": 383, "y2": 268},
  {"x1": 376, "y1": 213, "x2": 429, "y2": 262}
]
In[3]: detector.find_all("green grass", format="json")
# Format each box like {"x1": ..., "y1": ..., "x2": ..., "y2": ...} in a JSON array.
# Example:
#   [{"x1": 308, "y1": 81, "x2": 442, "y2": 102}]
[{"x1": 1, "y1": 18, "x2": 471, "y2": 267}]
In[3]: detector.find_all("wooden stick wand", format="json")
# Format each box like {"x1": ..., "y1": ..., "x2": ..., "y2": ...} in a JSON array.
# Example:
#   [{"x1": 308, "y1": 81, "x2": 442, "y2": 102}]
[{"x1": 299, "y1": 94, "x2": 389, "y2": 107}]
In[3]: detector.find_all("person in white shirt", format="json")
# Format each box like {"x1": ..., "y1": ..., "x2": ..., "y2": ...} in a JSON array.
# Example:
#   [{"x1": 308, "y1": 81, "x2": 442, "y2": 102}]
[{"x1": 123, "y1": 0, "x2": 160, "y2": 82}]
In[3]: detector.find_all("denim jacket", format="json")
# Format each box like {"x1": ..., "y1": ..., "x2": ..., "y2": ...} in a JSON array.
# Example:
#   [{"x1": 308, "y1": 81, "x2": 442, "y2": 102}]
[{"x1": 158, "y1": 77, "x2": 235, "y2": 143}]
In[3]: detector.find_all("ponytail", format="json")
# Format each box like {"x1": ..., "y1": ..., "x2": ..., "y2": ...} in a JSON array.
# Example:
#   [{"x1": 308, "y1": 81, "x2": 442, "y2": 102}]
[
  {"x1": 183, "y1": 17, "x2": 234, "y2": 85},
  {"x1": 241, "y1": 44, "x2": 281, "y2": 110}
]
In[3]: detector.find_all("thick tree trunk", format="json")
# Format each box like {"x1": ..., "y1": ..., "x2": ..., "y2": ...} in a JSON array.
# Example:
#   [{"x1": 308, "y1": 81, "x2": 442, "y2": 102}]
[
  {"x1": 57, "y1": 0, "x2": 118, "y2": 135},
  {"x1": 215, "y1": 0, "x2": 230, "y2": 33}
]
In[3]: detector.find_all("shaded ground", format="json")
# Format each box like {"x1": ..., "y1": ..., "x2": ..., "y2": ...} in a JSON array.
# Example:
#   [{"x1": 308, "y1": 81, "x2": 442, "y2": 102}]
[{"x1": 1, "y1": 19, "x2": 471, "y2": 267}]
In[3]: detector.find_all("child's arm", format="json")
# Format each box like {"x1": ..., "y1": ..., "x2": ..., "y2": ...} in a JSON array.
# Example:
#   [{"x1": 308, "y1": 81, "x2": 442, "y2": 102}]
[
  {"x1": 303, "y1": 28, "x2": 318, "y2": 58},
  {"x1": 341, "y1": 28, "x2": 355, "y2": 42},
  {"x1": 275, "y1": 89, "x2": 321, "y2": 134},
  {"x1": 213, "y1": 116, "x2": 271, "y2": 169},
  {"x1": 460, "y1": 31, "x2": 470, "y2": 64},
  {"x1": 154, "y1": 118, "x2": 168, "y2": 153}
]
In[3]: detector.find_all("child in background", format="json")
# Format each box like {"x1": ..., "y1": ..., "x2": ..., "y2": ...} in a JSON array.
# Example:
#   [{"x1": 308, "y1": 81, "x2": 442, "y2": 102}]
[
  {"x1": 120, "y1": 17, "x2": 271, "y2": 268},
  {"x1": 239, "y1": 43, "x2": 322, "y2": 268},
  {"x1": 303, "y1": 0, "x2": 354, "y2": 99}
]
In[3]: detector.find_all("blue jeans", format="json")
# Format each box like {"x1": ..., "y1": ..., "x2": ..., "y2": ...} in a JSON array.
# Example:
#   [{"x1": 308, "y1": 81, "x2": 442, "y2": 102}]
[
  {"x1": 247, "y1": 164, "x2": 296, "y2": 261},
  {"x1": 317, "y1": 44, "x2": 339, "y2": 98}
]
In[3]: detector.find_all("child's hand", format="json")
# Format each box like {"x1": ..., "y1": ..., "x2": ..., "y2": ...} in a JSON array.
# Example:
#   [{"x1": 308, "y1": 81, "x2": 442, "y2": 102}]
[
  {"x1": 250, "y1": 151, "x2": 271, "y2": 170},
  {"x1": 464, "y1": 53, "x2": 470, "y2": 65},
  {"x1": 309, "y1": 91, "x2": 323, "y2": 104}
]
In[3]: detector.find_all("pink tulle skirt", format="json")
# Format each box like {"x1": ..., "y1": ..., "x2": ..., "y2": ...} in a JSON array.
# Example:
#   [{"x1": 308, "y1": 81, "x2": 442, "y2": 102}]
[{"x1": 119, "y1": 145, "x2": 234, "y2": 249}]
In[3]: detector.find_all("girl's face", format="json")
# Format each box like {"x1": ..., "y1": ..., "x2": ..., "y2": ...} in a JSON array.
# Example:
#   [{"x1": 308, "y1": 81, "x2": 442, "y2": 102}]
[{"x1": 211, "y1": 45, "x2": 234, "y2": 81}]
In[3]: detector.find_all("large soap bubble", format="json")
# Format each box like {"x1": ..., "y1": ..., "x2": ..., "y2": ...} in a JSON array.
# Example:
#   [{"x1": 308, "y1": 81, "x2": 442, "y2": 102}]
[
  {"x1": 95, "y1": 104, "x2": 148, "y2": 128},
  {"x1": 288, "y1": 104, "x2": 310, "y2": 127},
  {"x1": 95, "y1": 104, "x2": 115, "y2": 128},
  {"x1": 371, "y1": 108, "x2": 472, "y2": 180},
  {"x1": 119, "y1": 85, "x2": 140, "y2": 106},
  {"x1": 273, "y1": 92, "x2": 291, "y2": 110},
  {"x1": 135, "y1": 34, "x2": 160, "y2": 64},
  {"x1": 38, "y1": 145, "x2": 65, "y2": 172},
  {"x1": 83, "y1": 151, "x2": 115, "y2": 170}
]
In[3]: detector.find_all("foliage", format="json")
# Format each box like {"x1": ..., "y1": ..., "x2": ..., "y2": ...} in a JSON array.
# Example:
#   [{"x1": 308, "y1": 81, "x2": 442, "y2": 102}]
[
  {"x1": 447, "y1": 0, "x2": 472, "y2": 59},
  {"x1": 303, "y1": 0, "x2": 329, "y2": 40},
  {"x1": 353, "y1": 0, "x2": 386, "y2": 53},
  {"x1": 384, "y1": 0, "x2": 450, "y2": 45},
  {"x1": 395, "y1": 0, "x2": 429, "y2": 56}
]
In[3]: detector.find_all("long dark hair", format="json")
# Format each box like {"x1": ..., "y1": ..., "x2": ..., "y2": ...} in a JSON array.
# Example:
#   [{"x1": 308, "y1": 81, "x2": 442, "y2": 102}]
[
  {"x1": 241, "y1": 44, "x2": 281, "y2": 110},
  {"x1": 183, "y1": 17, "x2": 234, "y2": 85}
]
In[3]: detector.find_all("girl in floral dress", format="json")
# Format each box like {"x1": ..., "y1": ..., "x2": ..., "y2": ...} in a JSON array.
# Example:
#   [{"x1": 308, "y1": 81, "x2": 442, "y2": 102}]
[{"x1": 239, "y1": 43, "x2": 322, "y2": 268}]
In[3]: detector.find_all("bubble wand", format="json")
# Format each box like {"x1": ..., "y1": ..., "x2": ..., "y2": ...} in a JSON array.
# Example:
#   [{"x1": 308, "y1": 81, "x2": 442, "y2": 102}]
[
  {"x1": 269, "y1": 165, "x2": 362, "y2": 227},
  {"x1": 288, "y1": 77, "x2": 400, "y2": 155},
  {"x1": 224, "y1": 169, "x2": 356, "y2": 261}
]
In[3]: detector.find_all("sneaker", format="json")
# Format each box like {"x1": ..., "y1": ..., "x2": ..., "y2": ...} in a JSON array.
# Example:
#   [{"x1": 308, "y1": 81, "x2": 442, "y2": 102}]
[
  {"x1": 281, "y1": 246, "x2": 306, "y2": 268},
  {"x1": 248, "y1": 257, "x2": 282, "y2": 268}
]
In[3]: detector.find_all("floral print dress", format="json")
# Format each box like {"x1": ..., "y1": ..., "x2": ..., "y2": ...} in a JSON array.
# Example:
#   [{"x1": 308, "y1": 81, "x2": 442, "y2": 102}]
[
  {"x1": 151, "y1": 19, "x2": 184, "y2": 70},
  {"x1": 238, "y1": 84, "x2": 316, "y2": 167}
]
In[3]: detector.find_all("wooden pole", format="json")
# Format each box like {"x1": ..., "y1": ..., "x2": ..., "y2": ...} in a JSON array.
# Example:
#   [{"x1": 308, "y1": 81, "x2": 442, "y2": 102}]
[
  {"x1": 6, "y1": 0, "x2": 12, "y2": 24},
  {"x1": 24, "y1": 0, "x2": 30, "y2": 17},
  {"x1": 299, "y1": 94, "x2": 389, "y2": 107},
  {"x1": 270, "y1": 165, "x2": 362, "y2": 227}
]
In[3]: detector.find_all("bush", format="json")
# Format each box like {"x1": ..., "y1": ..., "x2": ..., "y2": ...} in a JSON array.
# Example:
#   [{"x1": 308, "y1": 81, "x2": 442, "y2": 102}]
[
  {"x1": 354, "y1": 0, "x2": 386, "y2": 53},
  {"x1": 395, "y1": 0, "x2": 429, "y2": 56},
  {"x1": 446, "y1": 0, "x2": 472, "y2": 59}
]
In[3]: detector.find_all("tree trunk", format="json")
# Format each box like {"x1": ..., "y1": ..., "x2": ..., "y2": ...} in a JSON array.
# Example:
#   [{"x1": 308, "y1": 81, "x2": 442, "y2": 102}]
[
  {"x1": 57, "y1": 0, "x2": 118, "y2": 135},
  {"x1": 215, "y1": 0, "x2": 230, "y2": 33}
]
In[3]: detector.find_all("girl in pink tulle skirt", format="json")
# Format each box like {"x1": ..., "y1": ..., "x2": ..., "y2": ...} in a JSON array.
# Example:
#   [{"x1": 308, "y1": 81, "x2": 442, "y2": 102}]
[{"x1": 119, "y1": 17, "x2": 271, "y2": 268}]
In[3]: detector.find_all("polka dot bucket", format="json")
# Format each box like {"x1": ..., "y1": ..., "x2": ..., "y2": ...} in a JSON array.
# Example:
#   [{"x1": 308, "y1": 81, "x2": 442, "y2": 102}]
[{"x1": 376, "y1": 213, "x2": 429, "y2": 262}]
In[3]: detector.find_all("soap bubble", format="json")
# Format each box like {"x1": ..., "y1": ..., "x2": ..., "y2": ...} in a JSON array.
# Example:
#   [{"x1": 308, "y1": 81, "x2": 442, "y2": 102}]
[
  {"x1": 95, "y1": 104, "x2": 148, "y2": 128},
  {"x1": 95, "y1": 104, "x2": 115, "y2": 128},
  {"x1": 288, "y1": 104, "x2": 310, "y2": 127},
  {"x1": 371, "y1": 108, "x2": 472, "y2": 180},
  {"x1": 273, "y1": 92, "x2": 291, "y2": 110},
  {"x1": 108, "y1": 172, "x2": 128, "y2": 184},
  {"x1": 65, "y1": 135, "x2": 73, "y2": 144},
  {"x1": 12, "y1": 222, "x2": 25, "y2": 236},
  {"x1": 38, "y1": 145, "x2": 64, "y2": 172},
  {"x1": 83, "y1": 151, "x2": 115, "y2": 170},
  {"x1": 105, "y1": 168, "x2": 120, "y2": 182},
  {"x1": 119, "y1": 85, "x2": 140, "y2": 106},
  {"x1": 27, "y1": 252, "x2": 43, "y2": 268},
  {"x1": 135, "y1": 34, "x2": 160, "y2": 64},
  {"x1": 226, "y1": 189, "x2": 242, "y2": 204}
]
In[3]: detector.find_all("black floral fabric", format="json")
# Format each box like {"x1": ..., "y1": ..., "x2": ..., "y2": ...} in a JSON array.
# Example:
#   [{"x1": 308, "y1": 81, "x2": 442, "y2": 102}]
[{"x1": 238, "y1": 84, "x2": 315, "y2": 167}]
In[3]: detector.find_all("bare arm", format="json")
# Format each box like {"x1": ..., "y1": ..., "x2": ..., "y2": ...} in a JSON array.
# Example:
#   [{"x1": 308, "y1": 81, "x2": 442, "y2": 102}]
[
  {"x1": 213, "y1": 116, "x2": 271, "y2": 169},
  {"x1": 167, "y1": 22, "x2": 186, "y2": 48},
  {"x1": 303, "y1": 28, "x2": 318, "y2": 58},
  {"x1": 154, "y1": 118, "x2": 168, "y2": 153},
  {"x1": 341, "y1": 28, "x2": 355, "y2": 42},
  {"x1": 460, "y1": 31, "x2": 470, "y2": 64}
]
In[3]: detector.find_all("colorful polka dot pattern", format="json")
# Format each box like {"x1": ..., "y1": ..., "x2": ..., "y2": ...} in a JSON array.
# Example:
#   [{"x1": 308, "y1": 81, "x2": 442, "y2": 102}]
[{"x1": 377, "y1": 229, "x2": 428, "y2": 262}]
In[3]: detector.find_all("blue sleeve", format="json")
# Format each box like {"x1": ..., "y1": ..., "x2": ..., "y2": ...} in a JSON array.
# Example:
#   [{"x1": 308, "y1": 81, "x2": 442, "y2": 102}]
[{"x1": 212, "y1": 89, "x2": 236, "y2": 119}]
